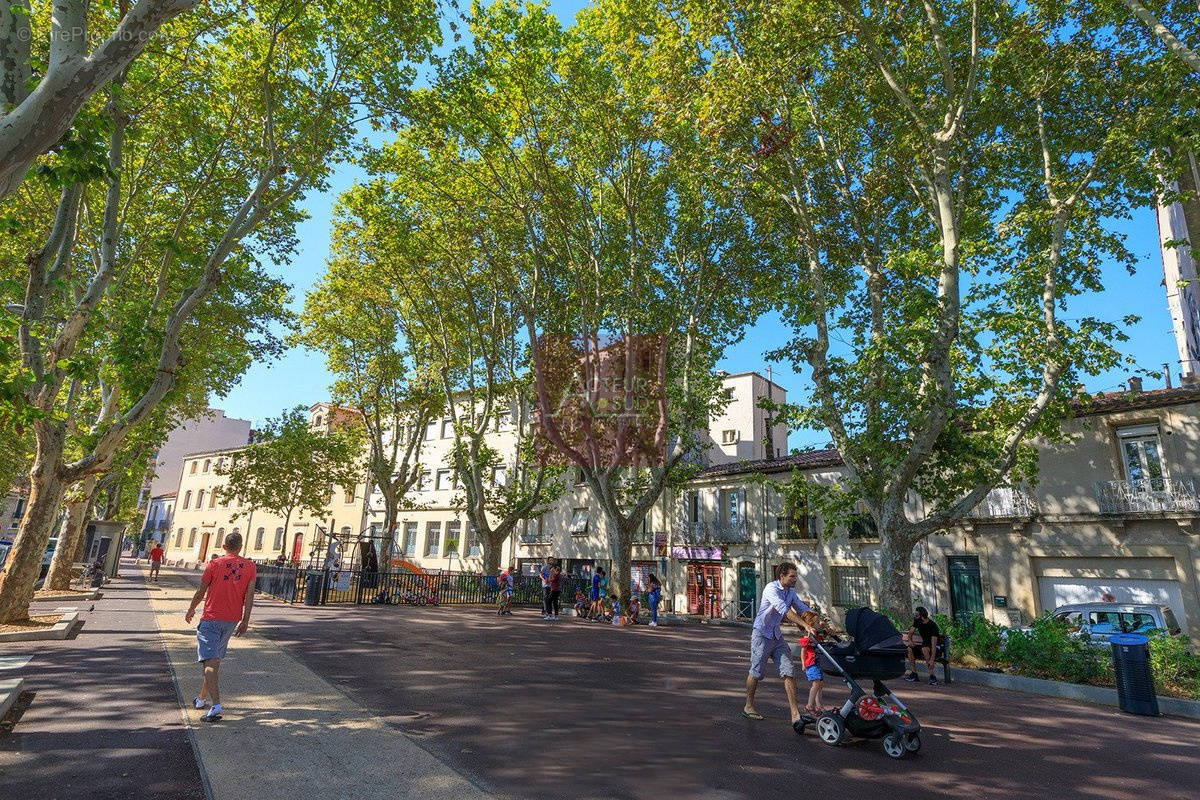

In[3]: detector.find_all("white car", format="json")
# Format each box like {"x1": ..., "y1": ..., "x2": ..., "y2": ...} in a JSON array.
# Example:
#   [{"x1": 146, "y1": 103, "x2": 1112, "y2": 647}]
[{"x1": 1046, "y1": 602, "x2": 1182, "y2": 645}]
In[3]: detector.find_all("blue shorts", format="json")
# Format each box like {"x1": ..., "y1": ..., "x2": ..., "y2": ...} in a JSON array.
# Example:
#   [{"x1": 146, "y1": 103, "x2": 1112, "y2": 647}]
[
  {"x1": 749, "y1": 630, "x2": 794, "y2": 679},
  {"x1": 805, "y1": 665, "x2": 823, "y2": 682},
  {"x1": 589, "y1": 589, "x2": 600, "y2": 601},
  {"x1": 196, "y1": 619, "x2": 237, "y2": 662}
]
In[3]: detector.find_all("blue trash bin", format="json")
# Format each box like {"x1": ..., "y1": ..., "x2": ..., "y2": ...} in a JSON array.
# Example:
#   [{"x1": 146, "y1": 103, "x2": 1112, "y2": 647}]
[{"x1": 1110, "y1": 633, "x2": 1159, "y2": 716}]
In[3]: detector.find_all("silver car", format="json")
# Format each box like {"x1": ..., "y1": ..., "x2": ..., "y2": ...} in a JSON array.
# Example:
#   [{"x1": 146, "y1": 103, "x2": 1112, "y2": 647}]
[{"x1": 1049, "y1": 602, "x2": 1183, "y2": 644}]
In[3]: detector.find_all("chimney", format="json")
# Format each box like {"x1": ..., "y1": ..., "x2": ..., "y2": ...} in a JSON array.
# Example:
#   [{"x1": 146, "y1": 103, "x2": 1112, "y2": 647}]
[
  {"x1": 1128, "y1": 376, "x2": 1143, "y2": 394},
  {"x1": 1163, "y1": 363, "x2": 1173, "y2": 389}
]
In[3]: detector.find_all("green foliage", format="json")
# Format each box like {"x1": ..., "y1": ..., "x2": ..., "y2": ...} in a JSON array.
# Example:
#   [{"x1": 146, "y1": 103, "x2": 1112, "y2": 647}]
[
  {"x1": 1148, "y1": 631, "x2": 1200, "y2": 700},
  {"x1": 939, "y1": 613, "x2": 1007, "y2": 665},
  {"x1": 218, "y1": 407, "x2": 363, "y2": 548}
]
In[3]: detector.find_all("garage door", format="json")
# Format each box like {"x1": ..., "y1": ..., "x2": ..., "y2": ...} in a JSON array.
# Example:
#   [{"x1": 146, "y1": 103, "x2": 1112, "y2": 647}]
[{"x1": 1037, "y1": 577, "x2": 1187, "y2": 631}]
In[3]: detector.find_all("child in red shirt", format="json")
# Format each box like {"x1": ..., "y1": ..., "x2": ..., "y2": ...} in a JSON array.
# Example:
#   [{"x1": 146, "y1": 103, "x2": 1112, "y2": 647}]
[{"x1": 797, "y1": 634, "x2": 828, "y2": 715}]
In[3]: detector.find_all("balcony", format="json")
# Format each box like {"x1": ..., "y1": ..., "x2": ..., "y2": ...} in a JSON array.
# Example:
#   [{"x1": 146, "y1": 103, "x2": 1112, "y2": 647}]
[
  {"x1": 1096, "y1": 478, "x2": 1200, "y2": 515},
  {"x1": 674, "y1": 520, "x2": 751, "y2": 545},
  {"x1": 968, "y1": 487, "x2": 1038, "y2": 519}
]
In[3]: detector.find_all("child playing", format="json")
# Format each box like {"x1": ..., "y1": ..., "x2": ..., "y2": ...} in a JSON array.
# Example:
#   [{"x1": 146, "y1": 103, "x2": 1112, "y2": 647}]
[
  {"x1": 797, "y1": 633, "x2": 829, "y2": 716},
  {"x1": 610, "y1": 593, "x2": 621, "y2": 626},
  {"x1": 573, "y1": 588, "x2": 588, "y2": 618},
  {"x1": 626, "y1": 594, "x2": 641, "y2": 625}
]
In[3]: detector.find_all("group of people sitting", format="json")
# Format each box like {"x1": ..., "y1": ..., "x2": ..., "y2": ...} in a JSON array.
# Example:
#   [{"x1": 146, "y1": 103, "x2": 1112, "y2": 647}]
[{"x1": 573, "y1": 567, "x2": 663, "y2": 627}]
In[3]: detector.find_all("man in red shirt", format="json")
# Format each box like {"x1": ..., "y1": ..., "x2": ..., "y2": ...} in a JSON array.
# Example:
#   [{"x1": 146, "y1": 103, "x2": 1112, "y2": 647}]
[
  {"x1": 148, "y1": 541, "x2": 164, "y2": 582},
  {"x1": 184, "y1": 531, "x2": 257, "y2": 721}
]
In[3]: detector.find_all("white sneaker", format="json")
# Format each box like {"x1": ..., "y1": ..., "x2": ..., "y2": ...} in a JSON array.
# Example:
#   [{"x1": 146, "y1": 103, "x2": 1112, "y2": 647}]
[
  {"x1": 649, "y1": 621, "x2": 657, "y2": 627},
  {"x1": 193, "y1": 697, "x2": 209, "y2": 709},
  {"x1": 542, "y1": 615, "x2": 550, "y2": 620},
  {"x1": 202, "y1": 704, "x2": 223, "y2": 721}
]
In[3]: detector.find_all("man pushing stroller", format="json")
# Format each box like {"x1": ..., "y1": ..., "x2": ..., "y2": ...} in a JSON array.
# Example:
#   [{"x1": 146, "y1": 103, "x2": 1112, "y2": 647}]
[{"x1": 742, "y1": 562, "x2": 821, "y2": 729}]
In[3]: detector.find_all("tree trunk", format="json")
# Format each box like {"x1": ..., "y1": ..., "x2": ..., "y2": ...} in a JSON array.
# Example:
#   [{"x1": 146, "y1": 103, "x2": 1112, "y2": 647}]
[
  {"x1": 0, "y1": 427, "x2": 67, "y2": 622},
  {"x1": 44, "y1": 475, "x2": 97, "y2": 591},
  {"x1": 603, "y1": 515, "x2": 634, "y2": 606},
  {"x1": 281, "y1": 509, "x2": 293, "y2": 560},
  {"x1": 877, "y1": 528, "x2": 917, "y2": 620},
  {"x1": 379, "y1": 492, "x2": 398, "y2": 567}
]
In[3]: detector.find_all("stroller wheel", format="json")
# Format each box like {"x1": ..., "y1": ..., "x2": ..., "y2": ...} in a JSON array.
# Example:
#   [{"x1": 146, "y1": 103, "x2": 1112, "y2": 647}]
[
  {"x1": 815, "y1": 713, "x2": 845, "y2": 746},
  {"x1": 882, "y1": 733, "x2": 907, "y2": 759},
  {"x1": 902, "y1": 732, "x2": 921, "y2": 753}
]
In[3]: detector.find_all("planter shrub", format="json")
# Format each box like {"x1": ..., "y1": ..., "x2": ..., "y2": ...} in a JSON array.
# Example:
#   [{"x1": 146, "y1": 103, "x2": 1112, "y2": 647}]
[{"x1": 1148, "y1": 632, "x2": 1200, "y2": 700}]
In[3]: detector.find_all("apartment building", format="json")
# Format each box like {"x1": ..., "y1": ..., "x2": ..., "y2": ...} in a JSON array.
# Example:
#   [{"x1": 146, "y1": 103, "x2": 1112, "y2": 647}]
[
  {"x1": 363, "y1": 372, "x2": 788, "y2": 581},
  {"x1": 684, "y1": 384, "x2": 1200, "y2": 636},
  {"x1": 141, "y1": 492, "x2": 176, "y2": 547},
  {"x1": 164, "y1": 404, "x2": 371, "y2": 566}
]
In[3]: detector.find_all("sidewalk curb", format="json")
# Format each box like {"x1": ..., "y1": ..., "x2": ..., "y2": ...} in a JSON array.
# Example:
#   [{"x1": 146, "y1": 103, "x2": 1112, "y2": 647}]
[
  {"x1": 0, "y1": 677, "x2": 26, "y2": 720},
  {"x1": 32, "y1": 589, "x2": 103, "y2": 603},
  {"x1": 951, "y1": 667, "x2": 1200, "y2": 720},
  {"x1": 0, "y1": 610, "x2": 82, "y2": 643}
]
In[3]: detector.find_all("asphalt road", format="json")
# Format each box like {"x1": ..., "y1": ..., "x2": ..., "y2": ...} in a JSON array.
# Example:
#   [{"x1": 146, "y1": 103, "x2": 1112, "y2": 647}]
[
  {"x1": 0, "y1": 575, "x2": 206, "y2": 800},
  {"x1": 249, "y1": 601, "x2": 1200, "y2": 800}
]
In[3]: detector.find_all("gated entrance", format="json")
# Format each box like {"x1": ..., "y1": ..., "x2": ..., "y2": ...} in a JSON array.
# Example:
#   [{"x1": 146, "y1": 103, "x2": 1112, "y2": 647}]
[{"x1": 948, "y1": 555, "x2": 984, "y2": 624}]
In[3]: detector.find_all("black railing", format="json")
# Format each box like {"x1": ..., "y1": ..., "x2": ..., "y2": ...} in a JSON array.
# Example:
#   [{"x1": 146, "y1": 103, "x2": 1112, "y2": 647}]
[{"x1": 253, "y1": 563, "x2": 593, "y2": 608}]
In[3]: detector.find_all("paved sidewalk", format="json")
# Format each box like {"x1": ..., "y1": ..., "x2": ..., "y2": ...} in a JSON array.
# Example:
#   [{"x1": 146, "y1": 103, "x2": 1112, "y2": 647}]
[
  {"x1": 147, "y1": 565, "x2": 492, "y2": 800},
  {"x1": 0, "y1": 569, "x2": 205, "y2": 799}
]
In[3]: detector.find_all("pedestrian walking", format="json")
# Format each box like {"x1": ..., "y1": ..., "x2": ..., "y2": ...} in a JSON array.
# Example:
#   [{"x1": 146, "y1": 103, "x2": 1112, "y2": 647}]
[
  {"x1": 647, "y1": 573, "x2": 662, "y2": 627},
  {"x1": 148, "y1": 541, "x2": 164, "y2": 582},
  {"x1": 539, "y1": 557, "x2": 554, "y2": 620},
  {"x1": 184, "y1": 531, "x2": 257, "y2": 722},
  {"x1": 743, "y1": 562, "x2": 815, "y2": 729},
  {"x1": 588, "y1": 567, "x2": 606, "y2": 621},
  {"x1": 548, "y1": 561, "x2": 563, "y2": 620}
]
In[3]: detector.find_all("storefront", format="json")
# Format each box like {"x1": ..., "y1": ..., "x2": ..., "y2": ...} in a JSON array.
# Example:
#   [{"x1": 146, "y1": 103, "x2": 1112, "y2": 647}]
[{"x1": 675, "y1": 545, "x2": 724, "y2": 615}]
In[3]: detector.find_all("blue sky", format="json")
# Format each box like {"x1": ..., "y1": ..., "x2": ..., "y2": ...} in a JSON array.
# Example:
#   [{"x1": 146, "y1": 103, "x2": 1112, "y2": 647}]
[{"x1": 214, "y1": 2, "x2": 1179, "y2": 450}]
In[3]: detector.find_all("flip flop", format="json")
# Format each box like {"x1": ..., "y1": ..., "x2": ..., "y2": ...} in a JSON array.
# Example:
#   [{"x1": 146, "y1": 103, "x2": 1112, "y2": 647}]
[{"x1": 742, "y1": 709, "x2": 765, "y2": 721}]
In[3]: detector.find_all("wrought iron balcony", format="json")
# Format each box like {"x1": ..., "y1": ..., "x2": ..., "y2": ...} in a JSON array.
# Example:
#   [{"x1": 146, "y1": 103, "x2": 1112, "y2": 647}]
[
  {"x1": 1096, "y1": 478, "x2": 1200, "y2": 514},
  {"x1": 519, "y1": 529, "x2": 551, "y2": 545},
  {"x1": 968, "y1": 487, "x2": 1038, "y2": 519},
  {"x1": 674, "y1": 520, "x2": 750, "y2": 545}
]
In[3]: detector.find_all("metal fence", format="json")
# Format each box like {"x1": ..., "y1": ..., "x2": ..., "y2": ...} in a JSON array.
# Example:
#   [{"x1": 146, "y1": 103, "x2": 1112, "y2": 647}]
[{"x1": 253, "y1": 563, "x2": 596, "y2": 608}]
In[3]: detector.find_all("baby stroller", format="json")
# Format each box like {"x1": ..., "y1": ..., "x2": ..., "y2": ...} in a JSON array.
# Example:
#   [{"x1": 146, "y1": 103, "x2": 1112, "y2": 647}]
[{"x1": 795, "y1": 607, "x2": 922, "y2": 759}]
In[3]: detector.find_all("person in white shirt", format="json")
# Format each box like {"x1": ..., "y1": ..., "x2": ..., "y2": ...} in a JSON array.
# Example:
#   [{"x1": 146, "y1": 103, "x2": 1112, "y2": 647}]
[{"x1": 743, "y1": 562, "x2": 814, "y2": 728}]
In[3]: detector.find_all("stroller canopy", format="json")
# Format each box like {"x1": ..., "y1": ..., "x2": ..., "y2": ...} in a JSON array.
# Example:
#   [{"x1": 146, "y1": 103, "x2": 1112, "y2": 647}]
[{"x1": 845, "y1": 607, "x2": 904, "y2": 651}]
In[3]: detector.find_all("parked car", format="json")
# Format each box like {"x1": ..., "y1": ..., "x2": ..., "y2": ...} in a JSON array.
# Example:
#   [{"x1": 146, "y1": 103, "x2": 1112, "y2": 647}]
[
  {"x1": 0, "y1": 536, "x2": 57, "y2": 581},
  {"x1": 1046, "y1": 602, "x2": 1183, "y2": 644}
]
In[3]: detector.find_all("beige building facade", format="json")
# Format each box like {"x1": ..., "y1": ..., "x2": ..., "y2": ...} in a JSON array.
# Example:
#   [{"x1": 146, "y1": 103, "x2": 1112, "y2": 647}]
[
  {"x1": 682, "y1": 386, "x2": 1200, "y2": 638},
  {"x1": 163, "y1": 404, "x2": 371, "y2": 567}
]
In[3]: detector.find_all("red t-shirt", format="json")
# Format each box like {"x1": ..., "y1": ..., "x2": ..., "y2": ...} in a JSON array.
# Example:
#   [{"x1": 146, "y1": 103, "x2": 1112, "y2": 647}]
[
  {"x1": 149, "y1": 546, "x2": 164, "y2": 562},
  {"x1": 200, "y1": 554, "x2": 257, "y2": 622},
  {"x1": 797, "y1": 636, "x2": 819, "y2": 669}
]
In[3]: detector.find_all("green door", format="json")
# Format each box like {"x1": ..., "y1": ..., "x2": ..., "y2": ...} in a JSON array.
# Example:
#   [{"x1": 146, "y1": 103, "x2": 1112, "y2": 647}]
[
  {"x1": 737, "y1": 563, "x2": 758, "y2": 619},
  {"x1": 948, "y1": 555, "x2": 984, "y2": 625}
]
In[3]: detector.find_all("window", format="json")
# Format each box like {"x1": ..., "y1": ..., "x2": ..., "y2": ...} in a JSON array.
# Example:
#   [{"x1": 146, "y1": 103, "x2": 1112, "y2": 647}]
[
  {"x1": 203, "y1": 459, "x2": 211, "y2": 473},
  {"x1": 13, "y1": 496, "x2": 26, "y2": 518},
  {"x1": 1087, "y1": 611, "x2": 1118, "y2": 634},
  {"x1": 314, "y1": 415, "x2": 323, "y2": 428},
  {"x1": 195, "y1": 489, "x2": 206, "y2": 510},
  {"x1": 522, "y1": 516, "x2": 546, "y2": 544},
  {"x1": 418, "y1": 471, "x2": 432, "y2": 492},
  {"x1": 255, "y1": 527, "x2": 265, "y2": 550},
  {"x1": 273, "y1": 527, "x2": 284, "y2": 550},
  {"x1": 188, "y1": 528, "x2": 197, "y2": 548},
  {"x1": 1117, "y1": 424, "x2": 1167, "y2": 489},
  {"x1": 721, "y1": 488, "x2": 743, "y2": 527},
  {"x1": 343, "y1": 487, "x2": 355, "y2": 504},
  {"x1": 777, "y1": 498, "x2": 814, "y2": 540},
  {"x1": 209, "y1": 489, "x2": 218, "y2": 508},
  {"x1": 831, "y1": 566, "x2": 870, "y2": 607},
  {"x1": 466, "y1": 523, "x2": 481, "y2": 556},
  {"x1": 848, "y1": 514, "x2": 878, "y2": 540},
  {"x1": 496, "y1": 409, "x2": 512, "y2": 431},
  {"x1": 441, "y1": 418, "x2": 454, "y2": 438},
  {"x1": 492, "y1": 466, "x2": 508, "y2": 487},
  {"x1": 446, "y1": 521, "x2": 461, "y2": 554},
  {"x1": 403, "y1": 522, "x2": 418, "y2": 557},
  {"x1": 183, "y1": 490, "x2": 192, "y2": 509},
  {"x1": 425, "y1": 420, "x2": 438, "y2": 440},
  {"x1": 721, "y1": 429, "x2": 738, "y2": 444},
  {"x1": 425, "y1": 522, "x2": 441, "y2": 557},
  {"x1": 687, "y1": 491, "x2": 700, "y2": 524},
  {"x1": 1053, "y1": 610, "x2": 1084, "y2": 633},
  {"x1": 436, "y1": 469, "x2": 453, "y2": 491},
  {"x1": 569, "y1": 508, "x2": 589, "y2": 537},
  {"x1": 190, "y1": 461, "x2": 197, "y2": 475},
  {"x1": 575, "y1": 467, "x2": 586, "y2": 485},
  {"x1": 175, "y1": 528, "x2": 184, "y2": 547}
]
